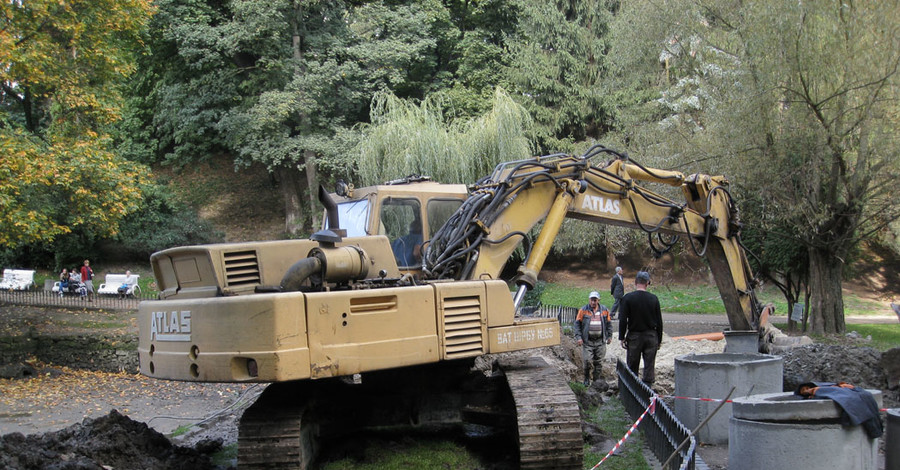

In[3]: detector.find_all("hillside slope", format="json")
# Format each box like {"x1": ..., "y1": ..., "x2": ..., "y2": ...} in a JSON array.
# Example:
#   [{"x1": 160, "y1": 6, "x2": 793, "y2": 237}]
[{"x1": 157, "y1": 155, "x2": 285, "y2": 242}]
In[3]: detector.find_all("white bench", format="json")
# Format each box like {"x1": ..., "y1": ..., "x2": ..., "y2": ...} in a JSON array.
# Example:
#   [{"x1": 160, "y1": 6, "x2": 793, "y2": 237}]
[
  {"x1": 97, "y1": 274, "x2": 141, "y2": 297},
  {"x1": 0, "y1": 269, "x2": 35, "y2": 291}
]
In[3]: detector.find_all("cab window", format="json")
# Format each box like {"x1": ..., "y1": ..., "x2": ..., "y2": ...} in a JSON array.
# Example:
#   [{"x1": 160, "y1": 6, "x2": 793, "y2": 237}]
[
  {"x1": 327, "y1": 200, "x2": 369, "y2": 237},
  {"x1": 381, "y1": 198, "x2": 422, "y2": 267},
  {"x1": 427, "y1": 199, "x2": 463, "y2": 236}
]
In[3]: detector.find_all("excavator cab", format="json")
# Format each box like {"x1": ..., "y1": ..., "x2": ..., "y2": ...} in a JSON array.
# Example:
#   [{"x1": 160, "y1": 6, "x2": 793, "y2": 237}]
[{"x1": 323, "y1": 179, "x2": 467, "y2": 271}]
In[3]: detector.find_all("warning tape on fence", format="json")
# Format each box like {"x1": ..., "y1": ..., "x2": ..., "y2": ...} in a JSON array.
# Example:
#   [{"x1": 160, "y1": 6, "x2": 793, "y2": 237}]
[
  {"x1": 662, "y1": 395, "x2": 733, "y2": 404},
  {"x1": 590, "y1": 396, "x2": 656, "y2": 469},
  {"x1": 660, "y1": 394, "x2": 888, "y2": 412}
]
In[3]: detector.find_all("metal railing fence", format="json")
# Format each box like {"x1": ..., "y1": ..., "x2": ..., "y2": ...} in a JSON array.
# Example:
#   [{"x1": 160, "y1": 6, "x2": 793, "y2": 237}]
[
  {"x1": 524, "y1": 304, "x2": 579, "y2": 326},
  {"x1": 0, "y1": 288, "x2": 155, "y2": 310},
  {"x1": 617, "y1": 359, "x2": 701, "y2": 470}
]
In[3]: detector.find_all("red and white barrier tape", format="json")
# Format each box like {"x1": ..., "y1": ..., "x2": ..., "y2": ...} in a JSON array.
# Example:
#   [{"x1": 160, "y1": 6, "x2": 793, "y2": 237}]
[
  {"x1": 662, "y1": 395, "x2": 732, "y2": 404},
  {"x1": 590, "y1": 396, "x2": 655, "y2": 469},
  {"x1": 661, "y1": 394, "x2": 888, "y2": 412}
]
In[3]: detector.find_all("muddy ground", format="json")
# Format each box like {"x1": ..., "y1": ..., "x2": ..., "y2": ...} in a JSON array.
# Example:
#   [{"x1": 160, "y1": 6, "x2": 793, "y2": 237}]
[{"x1": 0, "y1": 304, "x2": 897, "y2": 469}]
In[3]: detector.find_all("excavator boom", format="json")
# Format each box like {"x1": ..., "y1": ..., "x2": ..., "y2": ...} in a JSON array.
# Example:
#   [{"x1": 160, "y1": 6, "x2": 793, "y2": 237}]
[{"x1": 424, "y1": 145, "x2": 760, "y2": 331}]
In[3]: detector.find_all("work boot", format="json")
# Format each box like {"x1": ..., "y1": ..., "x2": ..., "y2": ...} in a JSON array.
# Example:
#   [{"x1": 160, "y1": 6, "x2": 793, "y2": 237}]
[{"x1": 583, "y1": 372, "x2": 591, "y2": 387}]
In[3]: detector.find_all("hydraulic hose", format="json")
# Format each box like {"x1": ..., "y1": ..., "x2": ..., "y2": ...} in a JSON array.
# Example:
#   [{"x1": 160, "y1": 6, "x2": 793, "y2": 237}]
[{"x1": 280, "y1": 257, "x2": 323, "y2": 292}]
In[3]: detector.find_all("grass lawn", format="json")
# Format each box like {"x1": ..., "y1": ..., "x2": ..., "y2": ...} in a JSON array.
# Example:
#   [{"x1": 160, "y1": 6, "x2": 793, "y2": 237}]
[
  {"x1": 318, "y1": 432, "x2": 489, "y2": 470},
  {"x1": 539, "y1": 281, "x2": 893, "y2": 317},
  {"x1": 575, "y1": 389, "x2": 651, "y2": 470}
]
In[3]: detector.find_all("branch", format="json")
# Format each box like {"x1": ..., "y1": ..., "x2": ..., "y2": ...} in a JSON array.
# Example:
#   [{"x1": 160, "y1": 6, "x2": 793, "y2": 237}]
[
  {"x1": 0, "y1": 81, "x2": 23, "y2": 103},
  {"x1": 14, "y1": 18, "x2": 52, "y2": 47}
]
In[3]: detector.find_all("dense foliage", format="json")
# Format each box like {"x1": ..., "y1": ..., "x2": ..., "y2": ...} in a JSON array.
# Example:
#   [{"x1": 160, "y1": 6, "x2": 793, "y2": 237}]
[
  {"x1": 608, "y1": 0, "x2": 900, "y2": 333},
  {"x1": 2, "y1": 0, "x2": 898, "y2": 334},
  {"x1": 0, "y1": 0, "x2": 157, "y2": 267}
]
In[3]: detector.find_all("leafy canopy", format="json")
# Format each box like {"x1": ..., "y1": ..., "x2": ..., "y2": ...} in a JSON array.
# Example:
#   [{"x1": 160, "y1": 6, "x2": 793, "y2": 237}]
[
  {"x1": 356, "y1": 88, "x2": 534, "y2": 185},
  {"x1": 1, "y1": 0, "x2": 154, "y2": 251}
]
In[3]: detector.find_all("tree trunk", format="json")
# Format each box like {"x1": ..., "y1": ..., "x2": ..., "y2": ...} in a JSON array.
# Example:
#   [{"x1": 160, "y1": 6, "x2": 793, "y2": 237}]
[
  {"x1": 807, "y1": 247, "x2": 845, "y2": 335},
  {"x1": 303, "y1": 150, "x2": 319, "y2": 229},
  {"x1": 605, "y1": 238, "x2": 616, "y2": 271},
  {"x1": 275, "y1": 164, "x2": 306, "y2": 236}
]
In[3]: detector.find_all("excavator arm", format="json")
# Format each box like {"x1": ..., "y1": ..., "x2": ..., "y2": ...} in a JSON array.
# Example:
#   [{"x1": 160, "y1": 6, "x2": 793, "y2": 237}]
[{"x1": 424, "y1": 145, "x2": 760, "y2": 331}]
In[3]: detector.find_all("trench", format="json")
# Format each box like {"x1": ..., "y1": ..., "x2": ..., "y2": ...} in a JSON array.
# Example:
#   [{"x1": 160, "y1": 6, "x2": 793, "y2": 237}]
[{"x1": 0, "y1": 333, "x2": 138, "y2": 376}]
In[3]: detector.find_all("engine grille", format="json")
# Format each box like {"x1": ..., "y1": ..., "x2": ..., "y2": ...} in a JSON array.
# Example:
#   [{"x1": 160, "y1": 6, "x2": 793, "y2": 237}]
[
  {"x1": 223, "y1": 250, "x2": 261, "y2": 287},
  {"x1": 441, "y1": 295, "x2": 485, "y2": 358}
]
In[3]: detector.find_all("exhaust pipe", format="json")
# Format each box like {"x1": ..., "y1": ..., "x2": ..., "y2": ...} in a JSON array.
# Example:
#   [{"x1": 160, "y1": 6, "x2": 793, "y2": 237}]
[{"x1": 318, "y1": 185, "x2": 346, "y2": 237}]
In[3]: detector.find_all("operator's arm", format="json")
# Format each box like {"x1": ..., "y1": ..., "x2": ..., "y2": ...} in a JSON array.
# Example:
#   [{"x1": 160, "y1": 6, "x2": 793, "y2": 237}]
[
  {"x1": 574, "y1": 310, "x2": 586, "y2": 345},
  {"x1": 654, "y1": 297, "x2": 663, "y2": 345},
  {"x1": 603, "y1": 307, "x2": 612, "y2": 342},
  {"x1": 618, "y1": 298, "x2": 629, "y2": 347}
]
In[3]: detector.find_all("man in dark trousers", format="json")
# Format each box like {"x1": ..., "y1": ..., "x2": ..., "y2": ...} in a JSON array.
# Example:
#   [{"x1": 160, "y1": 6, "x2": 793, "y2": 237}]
[
  {"x1": 618, "y1": 271, "x2": 662, "y2": 389},
  {"x1": 609, "y1": 266, "x2": 624, "y2": 319},
  {"x1": 574, "y1": 291, "x2": 612, "y2": 386},
  {"x1": 80, "y1": 259, "x2": 94, "y2": 302}
]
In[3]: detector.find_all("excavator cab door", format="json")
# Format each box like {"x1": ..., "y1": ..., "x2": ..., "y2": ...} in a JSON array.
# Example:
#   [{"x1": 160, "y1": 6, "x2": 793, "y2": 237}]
[{"x1": 381, "y1": 198, "x2": 423, "y2": 268}]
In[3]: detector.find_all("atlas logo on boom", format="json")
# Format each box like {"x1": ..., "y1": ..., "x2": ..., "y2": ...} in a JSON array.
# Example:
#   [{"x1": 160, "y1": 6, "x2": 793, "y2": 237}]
[
  {"x1": 582, "y1": 195, "x2": 621, "y2": 215},
  {"x1": 150, "y1": 310, "x2": 191, "y2": 341}
]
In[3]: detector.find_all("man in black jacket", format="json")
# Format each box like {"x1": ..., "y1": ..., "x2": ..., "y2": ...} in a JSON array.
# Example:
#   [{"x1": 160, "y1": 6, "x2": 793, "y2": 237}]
[
  {"x1": 609, "y1": 266, "x2": 624, "y2": 319},
  {"x1": 618, "y1": 271, "x2": 662, "y2": 388}
]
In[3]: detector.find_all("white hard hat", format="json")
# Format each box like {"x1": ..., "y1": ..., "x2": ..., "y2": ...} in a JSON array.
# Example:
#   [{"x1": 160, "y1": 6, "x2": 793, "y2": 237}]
[{"x1": 589, "y1": 291, "x2": 600, "y2": 300}]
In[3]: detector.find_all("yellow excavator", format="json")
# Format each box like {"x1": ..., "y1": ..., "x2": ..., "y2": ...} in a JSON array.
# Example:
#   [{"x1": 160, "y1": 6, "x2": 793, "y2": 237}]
[{"x1": 138, "y1": 144, "x2": 763, "y2": 469}]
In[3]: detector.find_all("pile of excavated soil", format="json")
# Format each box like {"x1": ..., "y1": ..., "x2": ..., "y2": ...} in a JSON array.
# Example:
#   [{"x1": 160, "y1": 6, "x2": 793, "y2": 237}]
[
  {"x1": 0, "y1": 410, "x2": 221, "y2": 470},
  {"x1": 782, "y1": 343, "x2": 899, "y2": 408}
]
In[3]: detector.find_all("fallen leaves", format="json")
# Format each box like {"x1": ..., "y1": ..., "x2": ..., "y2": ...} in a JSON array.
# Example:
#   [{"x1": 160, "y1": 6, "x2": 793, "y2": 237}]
[{"x1": 0, "y1": 361, "x2": 251, "y2": 435}]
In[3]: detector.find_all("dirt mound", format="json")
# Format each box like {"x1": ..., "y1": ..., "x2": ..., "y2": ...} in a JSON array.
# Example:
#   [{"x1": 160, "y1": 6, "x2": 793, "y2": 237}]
[
  {"x1": 782, "y1": 343, "x2": 899, "y2": 408},
  {"x1": 0, "y1": 410, "x2": 221, "y2": 470}
]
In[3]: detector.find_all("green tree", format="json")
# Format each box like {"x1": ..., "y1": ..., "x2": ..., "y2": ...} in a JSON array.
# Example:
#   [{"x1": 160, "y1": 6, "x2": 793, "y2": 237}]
[
  {"x1": 504, "y1": 0, "x2": 617, "y2": 152},
  {"x1": 122, "y1": 0, "x2": 518, "y2": 235},
  {"x1": 609, "y1": 0, "x2": 900, "y2": 334},
  {"x1": 0, "y1": 0, "x2": 153, "y2": 253}
]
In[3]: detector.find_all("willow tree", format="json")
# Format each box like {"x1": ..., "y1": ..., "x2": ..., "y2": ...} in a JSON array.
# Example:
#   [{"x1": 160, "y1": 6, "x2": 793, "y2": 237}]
[
  {"x1": 610, "y1": 1, "x2": 900, "y2": 334},
  {"x1": 122, "y1": 0, "x2": 525, "y2": 235},
  {"x1": 356, "y1": 88, "x2": 534, "y2": 185}
]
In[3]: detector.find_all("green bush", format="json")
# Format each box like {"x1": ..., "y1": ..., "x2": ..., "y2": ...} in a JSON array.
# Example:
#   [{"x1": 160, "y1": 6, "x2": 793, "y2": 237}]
[{"x1": 114, "y1": 183, "x2": 223, "y2": 258}]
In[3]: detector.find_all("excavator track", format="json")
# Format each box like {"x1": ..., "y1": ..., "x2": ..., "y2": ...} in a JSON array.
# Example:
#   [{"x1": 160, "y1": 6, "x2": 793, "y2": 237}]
[
  {"x1": 500, "y1": 356, "x2": 584, "y2": 469},
  {"x1": 237, "y1": 382, "x2": 316, "y2": 470},
  {"x1": 237, "y1": 356, "x2": 583, "y2": 469}
]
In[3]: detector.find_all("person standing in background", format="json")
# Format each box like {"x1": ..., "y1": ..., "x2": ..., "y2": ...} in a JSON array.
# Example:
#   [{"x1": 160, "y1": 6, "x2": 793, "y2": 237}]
[
  {"x1": 80, "y1": 259, "x2": 94, "y2": 302},
  {"x1": 609, "y1": 266, "x2": 624, "y2": 319},
  {"x1": 618, "y1": 271, "x2": 662, "y2": 389},
  {"x1": 574, "y1": 291, "x2": 613, "y2": 386}
]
